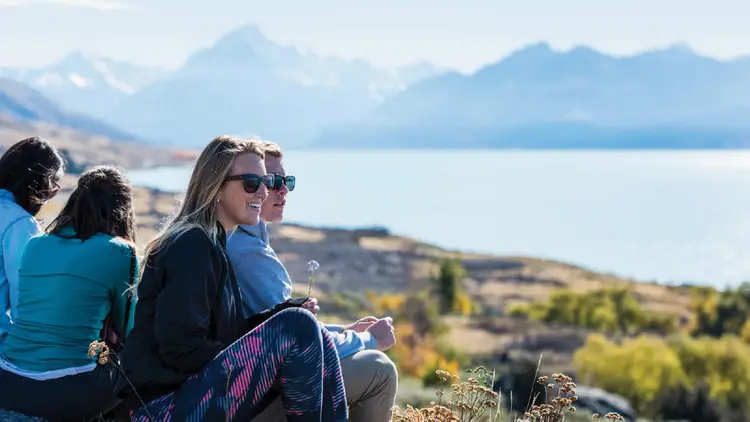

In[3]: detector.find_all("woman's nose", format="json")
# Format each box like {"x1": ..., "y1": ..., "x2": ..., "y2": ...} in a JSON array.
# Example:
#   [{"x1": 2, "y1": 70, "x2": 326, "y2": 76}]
[{"x1": 257, "y1": 183, "x2": 268, "y2": 198}]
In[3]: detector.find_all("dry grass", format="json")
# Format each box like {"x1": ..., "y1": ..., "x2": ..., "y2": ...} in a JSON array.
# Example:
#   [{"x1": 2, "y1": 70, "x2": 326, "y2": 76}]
[
  {"x1": 443, "y1": 317, "x2": 515, "y2": 356},
  {"x1": 275, "y1": 225, "x2": 326, "y2": 243},
  {"x1": 392, "y1": 366, "x2": 623, "y2": 422}
]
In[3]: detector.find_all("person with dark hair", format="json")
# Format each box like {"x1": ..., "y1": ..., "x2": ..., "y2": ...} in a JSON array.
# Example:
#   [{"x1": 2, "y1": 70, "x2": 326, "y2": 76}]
[
  {"x1": 0, "y1": 137, "x2": 64, "y2": 346},
  {"x1": 0, "y1": 165, "x2": 139, "y2": 421}
]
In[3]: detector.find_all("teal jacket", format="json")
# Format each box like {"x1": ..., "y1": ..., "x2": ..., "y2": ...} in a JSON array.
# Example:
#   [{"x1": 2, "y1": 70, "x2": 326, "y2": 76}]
[{"x1": 0, "y1": 227, "x2": 138, "y2": 374}]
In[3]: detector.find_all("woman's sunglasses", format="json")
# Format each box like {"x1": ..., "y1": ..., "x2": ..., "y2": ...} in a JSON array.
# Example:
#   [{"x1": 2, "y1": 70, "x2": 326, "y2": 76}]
[
  {"x1": 270, "y1": 174, "x2": 296, "y2": 191},
  {"x1": 224, "y1": 173, "x2": 274, "y2": 193}
]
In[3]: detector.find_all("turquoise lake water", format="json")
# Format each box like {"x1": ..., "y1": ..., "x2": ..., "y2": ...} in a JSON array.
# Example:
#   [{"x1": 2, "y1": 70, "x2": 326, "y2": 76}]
[{"x1": 127, "y1": 150, "x2": 750, "y2": 287}]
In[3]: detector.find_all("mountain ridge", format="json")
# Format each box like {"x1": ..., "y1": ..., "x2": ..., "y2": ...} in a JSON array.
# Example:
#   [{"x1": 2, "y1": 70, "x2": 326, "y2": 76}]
[
  {"x1": 313, "y1": 42, "x2": 750, "y2": 149},
  {"x1": 0, "y1": 77, "x2": 142, "y2": 142},
  {"x1": 4, "y1": 27, "x2": 750, "y2": 149}
]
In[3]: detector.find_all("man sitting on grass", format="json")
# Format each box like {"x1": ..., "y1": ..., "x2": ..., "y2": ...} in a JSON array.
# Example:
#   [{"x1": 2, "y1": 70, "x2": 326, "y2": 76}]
[{"x1": 226, "y1": 141, "x2": 399, "y2": 422}]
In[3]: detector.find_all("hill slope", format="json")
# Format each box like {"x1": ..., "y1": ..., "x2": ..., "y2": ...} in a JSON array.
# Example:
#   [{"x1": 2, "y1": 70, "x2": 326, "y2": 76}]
[
  {"x1": 0, "y1": 78, "x2": 140, "y2": 142},
  {"x1": 0, "y1": 116, "x2": 193, "y2": 171}
]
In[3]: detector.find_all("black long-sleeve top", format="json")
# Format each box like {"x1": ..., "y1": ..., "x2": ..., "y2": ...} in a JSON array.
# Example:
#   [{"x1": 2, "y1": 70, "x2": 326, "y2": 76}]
[
  {"x1": 114, "y1": 224, "x2": 306, "y2": 410},
  {"x1": 115, "y1": 224, "x2": 245, "y2": 405}
]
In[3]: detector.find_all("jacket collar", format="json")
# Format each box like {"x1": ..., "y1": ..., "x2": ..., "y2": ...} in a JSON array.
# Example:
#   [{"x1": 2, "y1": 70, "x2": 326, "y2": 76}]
[
  {"x1": 0, "y1": 189, "x2": 15, "y2": 203},
  {"x1": 216, "y1": 222, "x2": 228, "y2": 248},
  {"x1": 236, "y1": 221, "x2": 269, "y2": 244}
]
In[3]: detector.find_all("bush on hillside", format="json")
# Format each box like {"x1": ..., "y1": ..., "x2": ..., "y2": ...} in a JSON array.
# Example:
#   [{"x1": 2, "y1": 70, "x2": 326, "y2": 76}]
[
  {"x1": 574, "y1": 334, "x2": 686, "y2": 415},
  {"x1": 509, "y1": 287, "x2": 677, "y2": 336},
  {"x1": 364, "y1": 291, "x2": 462, "y2": 381},
  {"x1": 689, "y1": 282, "x2": 750, "y2": 338},
  {"x1": 574, "y1": 332, "x2": 750, "y2": 418},
  {"x1": 651, "y1": 381, "x2": 734, "y2": 422},
  {"x1": 430, "y1": 258, "x2": 469, "y2": 315}
]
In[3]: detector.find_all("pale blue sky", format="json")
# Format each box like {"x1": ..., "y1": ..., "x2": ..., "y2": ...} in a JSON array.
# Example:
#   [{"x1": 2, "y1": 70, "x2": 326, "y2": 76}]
[{"x1": 0, "y1": 0, "x2": 748, "y2": 72}]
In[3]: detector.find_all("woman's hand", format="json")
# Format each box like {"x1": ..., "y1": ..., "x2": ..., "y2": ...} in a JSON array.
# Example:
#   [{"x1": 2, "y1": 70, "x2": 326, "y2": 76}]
[
  {"x1": 302, "y1": 298, "x2": 320, "y2": 315},
  {"x1": 344, "y1": 316, "x2": 379, "y2": 333}
]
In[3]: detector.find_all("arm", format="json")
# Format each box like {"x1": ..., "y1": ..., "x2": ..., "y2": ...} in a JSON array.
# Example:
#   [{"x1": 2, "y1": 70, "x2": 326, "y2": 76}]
[
  {"x1": 1, "y1": 216, "x2": 40, "y2": 320},
  {"x1": 226, "y1": 235, "x2": 291, "y2": 315},
  {"x1": 246, "y1": 297, "x2": 307, "y2": 331},
  {"x1": 326, "y1": 330, "x2": 378, "y2": 359},
  {"x1": 153, "y1": 229, "x2": 223, "y2": 373},
  {"x1": 324, "y1": 324, "x2": 346, "y2": 333},
  {"x1": 111, "y1": 244, "x2": 139, "y2": 340}
]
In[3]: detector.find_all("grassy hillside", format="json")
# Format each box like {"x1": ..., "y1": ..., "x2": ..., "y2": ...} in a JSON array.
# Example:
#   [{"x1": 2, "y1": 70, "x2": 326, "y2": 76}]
[{"x1": 38, "y1": 183, "x2": 693, "y2": 375}]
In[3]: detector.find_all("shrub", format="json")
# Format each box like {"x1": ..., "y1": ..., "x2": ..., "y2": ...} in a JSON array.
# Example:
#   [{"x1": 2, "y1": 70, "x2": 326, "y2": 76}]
[
  {"x1": 651, "y1": 382, "x2": 730, "y2": 422},
  {"x1": 575, "y1": 332, "x2": 750, "y2": 418},
  {"x1": 511, "y1": 287, "x2": 677, "y2": 336},
  {"x1": 431, "y1": 258, "x2": 468, "y2": 315},
  {"x1": 689, "y1": 282, "x2": 750, "y2": 338},
  {"x1": 573, "y1": 333, "x2": 687, "y2": 414}
]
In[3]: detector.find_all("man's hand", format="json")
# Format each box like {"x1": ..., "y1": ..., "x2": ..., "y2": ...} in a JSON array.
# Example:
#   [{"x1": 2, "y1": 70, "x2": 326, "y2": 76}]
[
  {"x1": 344, "y1": 316, "x2": 379, "y2": 333},
  {"x1": 365, "y1": 317, "x2": 396, "y2": 352},
  {"x1": 302, "y1": 298, "x2": 320, "y2": 316}
]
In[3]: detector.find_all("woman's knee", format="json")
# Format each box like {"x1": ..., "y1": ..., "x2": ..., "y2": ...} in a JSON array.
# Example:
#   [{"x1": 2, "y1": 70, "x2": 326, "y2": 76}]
[{"x1": 267, "y1": 307, "x2": 319, "y2": 333}]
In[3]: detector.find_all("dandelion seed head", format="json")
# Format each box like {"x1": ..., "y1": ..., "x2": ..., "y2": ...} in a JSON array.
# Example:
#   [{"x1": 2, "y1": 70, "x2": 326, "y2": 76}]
[{"x1": 307, "y1": 260, "x2": 320, "y2": 273}]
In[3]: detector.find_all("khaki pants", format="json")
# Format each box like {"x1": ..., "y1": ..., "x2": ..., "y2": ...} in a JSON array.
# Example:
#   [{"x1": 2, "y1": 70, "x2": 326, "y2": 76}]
[{"x1": 253, "y1": 350, "x2": 399, "y2": 422}]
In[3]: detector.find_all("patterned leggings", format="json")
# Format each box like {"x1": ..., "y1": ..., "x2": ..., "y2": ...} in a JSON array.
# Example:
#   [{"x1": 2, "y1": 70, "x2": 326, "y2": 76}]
[{"x1": 130, "y1": 308, "x2": 348, "y2": 421}]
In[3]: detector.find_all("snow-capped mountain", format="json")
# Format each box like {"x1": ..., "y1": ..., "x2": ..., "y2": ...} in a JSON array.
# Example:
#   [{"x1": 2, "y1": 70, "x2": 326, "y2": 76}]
[
  {"x1": 0, "y1": 52, "x2": 169, "y2": 118},
  {"x1": 0, "y1": 77, "x2": 140, "y2": 141},
  {"x1": 1, "y1": 25, "x2": 443, "y2": 147}
]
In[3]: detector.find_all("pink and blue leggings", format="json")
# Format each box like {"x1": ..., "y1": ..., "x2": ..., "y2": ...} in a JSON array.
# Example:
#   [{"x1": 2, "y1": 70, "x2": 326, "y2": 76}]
[{"x1": 131, "y1": 308, "x2": 348, "y2": 421}]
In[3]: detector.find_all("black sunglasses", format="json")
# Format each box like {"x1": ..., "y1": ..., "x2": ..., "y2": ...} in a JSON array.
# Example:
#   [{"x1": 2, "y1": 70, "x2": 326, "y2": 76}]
[
  {"x1": 269, "y1": 174, "x2": 296, "y2": 191},
  {"x1": 224, "y1": 173, "x2": 274, "y2": 193}
]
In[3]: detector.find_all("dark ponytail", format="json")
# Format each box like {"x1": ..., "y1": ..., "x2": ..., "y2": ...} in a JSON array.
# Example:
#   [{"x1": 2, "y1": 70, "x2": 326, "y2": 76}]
[{"x1": 47, "y1": 165, "x2": 136, "y2": 243}]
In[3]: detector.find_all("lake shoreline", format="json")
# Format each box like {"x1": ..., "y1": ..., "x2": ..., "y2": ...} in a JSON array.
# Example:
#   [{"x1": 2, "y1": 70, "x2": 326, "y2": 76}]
[{"x1": 125, "y1": 149, "x2": 750, "y2": 289}]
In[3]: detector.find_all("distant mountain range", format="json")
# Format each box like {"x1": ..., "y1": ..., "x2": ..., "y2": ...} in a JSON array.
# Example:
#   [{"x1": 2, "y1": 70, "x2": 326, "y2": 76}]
[
  {"x1": 0, "y1": 77, "x2": 139, "y2": 142},
  {"x1": 317, "y1": 43, "x2": 750, "y2": 149},
  {"x1": 0, "y1": 52, "x2": 167, "y2": 121},
  {"x1": 2, "y1": 27, "x2": 750, "y2": 149},
  {"x1": 1, "y1": 25, "x2": 442, "y2": 148}
]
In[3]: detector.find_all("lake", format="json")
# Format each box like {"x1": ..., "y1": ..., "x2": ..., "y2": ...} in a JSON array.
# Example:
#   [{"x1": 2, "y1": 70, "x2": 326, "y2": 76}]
[{"x1": 127, "y1": 150, "x2": 750, "y2": 288}]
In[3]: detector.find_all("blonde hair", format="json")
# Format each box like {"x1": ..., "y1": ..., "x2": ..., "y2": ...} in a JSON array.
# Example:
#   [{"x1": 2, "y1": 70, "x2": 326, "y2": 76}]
[
  {"x1": 142, "y1": 135, "x2": 264, "y2": 270},
  {"x1": 260, "y1": 141, "x2": 283, "y2": 158}
]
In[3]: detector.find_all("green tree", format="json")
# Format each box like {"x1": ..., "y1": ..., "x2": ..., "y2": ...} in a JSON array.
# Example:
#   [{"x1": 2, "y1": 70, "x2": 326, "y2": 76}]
[
  {"x1": 431, "y1": 258, "x2": 466, "y2": 315},
  {"x1": 690, "y1": 283, "x2": 750, "y2": 338}
]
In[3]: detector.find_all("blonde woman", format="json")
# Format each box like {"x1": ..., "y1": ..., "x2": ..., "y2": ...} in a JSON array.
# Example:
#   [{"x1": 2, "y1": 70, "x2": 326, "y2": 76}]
[{"x1": 114, "y1": 136, "x2": 348, "y2": 421}]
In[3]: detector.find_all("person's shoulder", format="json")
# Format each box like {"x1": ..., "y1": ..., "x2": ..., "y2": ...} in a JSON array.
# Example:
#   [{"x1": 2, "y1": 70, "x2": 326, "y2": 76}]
[
  {"x1": 0, "y1": 191, "x2": 31, "y2": 221},
  {"x1": 175, "y1": 225, "x2": 213, "y2": 246},
  {"x1": 227, "y1": 225, "x2": 248, "y2": 242},
  {"x1": 162, "y1": 225, "x2": 219, "y2": 261},
  {"x1": 20, "y1": 231, "x2": 48, "y2": 250},
  {"x1": 227, "y1": 225, "x2": 263, "y2": 250},
  {"x1": 101, "y1": 235, "x2": 136, "y2": 256},
  {"x1": 232, "y1": 225, "x2": 257, "y2": 239},
  {"x1": 0, "y1": 210, "x2": 40, "y2": 239}
]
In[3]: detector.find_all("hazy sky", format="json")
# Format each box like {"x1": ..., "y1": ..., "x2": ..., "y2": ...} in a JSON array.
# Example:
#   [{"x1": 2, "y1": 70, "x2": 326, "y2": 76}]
[{"x1": 0, "y1": 0, "x2": 748, "y2": 72}]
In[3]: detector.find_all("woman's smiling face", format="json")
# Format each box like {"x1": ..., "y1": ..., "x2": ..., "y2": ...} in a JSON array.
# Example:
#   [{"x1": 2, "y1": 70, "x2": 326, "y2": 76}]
[{"x1": 216, "y1": 152, "x2": 268, "y2": 230}]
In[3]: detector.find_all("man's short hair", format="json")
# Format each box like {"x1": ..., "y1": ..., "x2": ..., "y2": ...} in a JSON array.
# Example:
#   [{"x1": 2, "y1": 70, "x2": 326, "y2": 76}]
[{"x1": 261, "y1": 141, "x2": 283, "y2": 158}]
